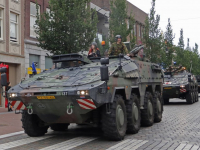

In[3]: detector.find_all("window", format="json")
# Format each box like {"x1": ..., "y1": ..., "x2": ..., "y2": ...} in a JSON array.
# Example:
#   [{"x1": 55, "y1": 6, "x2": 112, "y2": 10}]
[
  {"x1": 29, "y1": 54, "x2": 40, "y2": 68},
  {"x1": 127, "y1": 20, "x2": 129, "y2": 29},
  {"x1": 30, "y1": 2, "x2": 40, "y2": 38},
  {"x1": 0, "y1": 8, "x2": 3, "y2": 39},
  {"x1": 10, "y1": 12, "x2": 18, "y2": 42},
  {"x1": 134, "y1": 24, "x2": 136, "y2": 36},
  {"x1": 139, "y1": 25, "x2": 141, "y2": 37},
  {"x1": 45, "y1": 57, "x2": 53, "y2": 69}
]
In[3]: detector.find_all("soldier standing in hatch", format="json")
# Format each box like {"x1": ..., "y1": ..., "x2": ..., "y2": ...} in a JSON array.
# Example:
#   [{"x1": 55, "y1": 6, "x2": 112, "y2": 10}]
[{"x1": 108, "y1": 35, "x2": 129, "y2": 56}]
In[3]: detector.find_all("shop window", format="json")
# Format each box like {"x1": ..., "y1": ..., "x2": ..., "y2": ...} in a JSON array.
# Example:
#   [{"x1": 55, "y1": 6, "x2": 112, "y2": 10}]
[
  {"x1": 29, "y1": 54, "x2": 40, "y2": 68},
  {"x1": 45, "y1": 57, "x2": 53, "y2": 70},
  {"x1": 10, "y1": 12, "x2": 18, "y2": 42}
]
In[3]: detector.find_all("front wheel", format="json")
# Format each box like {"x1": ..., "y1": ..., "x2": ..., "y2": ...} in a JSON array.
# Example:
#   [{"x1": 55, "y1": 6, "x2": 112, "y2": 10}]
[
  {"x1": 186, "y1": 91, "x2": 193, "y2": 104},
  {"x1": 21, "y1": 111, "x2": 49, "y2": 137},
  {"x1": 126, "y1": 94, "x2": 141, "y2": 134},
  {"x1": 101, "y1": 95, "x2": 127, "y2": 141}
]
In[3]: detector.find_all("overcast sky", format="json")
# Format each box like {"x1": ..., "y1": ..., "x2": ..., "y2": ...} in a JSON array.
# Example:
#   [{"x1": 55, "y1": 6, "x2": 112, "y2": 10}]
[{"x1": 128, "y1": 0, "x2": 200, "y2": 51}]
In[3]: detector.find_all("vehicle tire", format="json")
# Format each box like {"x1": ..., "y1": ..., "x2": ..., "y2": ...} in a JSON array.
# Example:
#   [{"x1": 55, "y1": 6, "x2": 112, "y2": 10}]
[
  {"x1": 125, "y1": 94, "x2": 141, "y2": 134},
  {"x1": 21, "y1": 110, "x2": 49, "y2": 137},
  {"x1": 101, "y1": 95, "x2": 127, "y2": 141},
  {"x1": 186, "y1": 90, "x2": 193, "y2": 104},
  {"x1": 141, "y1": 92, "x2": 154, "y2": 127},
  {"x1": 163, "y1": 98, "x2": 169, "y2": 105},
  {"x1": 50, "y1": 123, "x2": 70, "y2": 131},
  {"x1": 196, "y1": 89, "x2": 199, "y2": 102},
  {"x1": 154, "y1": 91, "x2": 163, "y2": 123}
]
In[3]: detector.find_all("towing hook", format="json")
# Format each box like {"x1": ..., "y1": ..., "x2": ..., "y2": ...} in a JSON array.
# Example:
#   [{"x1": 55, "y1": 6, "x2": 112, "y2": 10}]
[
  {"x1": 66, "y1": 103, "x2": 73, "y2": 115},
  {"x1": 28, "y1": 108, "x2": 33, "y2": 115},
  {"x1": 27, "y1": 104, "x2": 33, "y2": 115}
]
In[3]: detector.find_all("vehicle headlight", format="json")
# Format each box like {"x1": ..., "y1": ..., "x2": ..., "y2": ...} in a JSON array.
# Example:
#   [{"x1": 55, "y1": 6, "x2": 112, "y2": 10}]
[
  {"x1": 77, "y1": 90, "x2": 89, "y2": 95},
  {"x1": 9, "y1": 93, "x2": 18, "y2": 98},
  {"x1": 180, "y1": 85, "x2": 185, "y2": 88}
]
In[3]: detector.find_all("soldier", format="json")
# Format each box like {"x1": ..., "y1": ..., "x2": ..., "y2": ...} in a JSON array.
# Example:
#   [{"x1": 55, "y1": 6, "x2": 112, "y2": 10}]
[
  {"x1": 108, "y1": 35, "x2": 129, "y2": 56},
  {"x1": 88, "y1": 42, "x2": 101, "y2": 58}
]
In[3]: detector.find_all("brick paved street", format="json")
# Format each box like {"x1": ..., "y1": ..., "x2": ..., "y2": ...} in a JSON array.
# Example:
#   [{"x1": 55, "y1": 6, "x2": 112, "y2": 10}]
[{"x1": 0, "y1": 98, "x2": 200, "y2": 150}]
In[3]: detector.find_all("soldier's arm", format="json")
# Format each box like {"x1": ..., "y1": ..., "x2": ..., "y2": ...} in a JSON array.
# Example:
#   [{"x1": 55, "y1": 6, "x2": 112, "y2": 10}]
[
  {"x1": 123, "y1": 44, "x2": 129, "y2": 54},
  {"x1": 108, "y1": 44, "x2": 114, "y2": 55}
]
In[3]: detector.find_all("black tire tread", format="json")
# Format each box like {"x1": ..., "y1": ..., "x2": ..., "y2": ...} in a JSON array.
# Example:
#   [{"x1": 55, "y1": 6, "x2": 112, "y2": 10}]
[
  {"x1": 21, "y1": 111, "x2": 48, "y2": 137},
  {"x1": 154, "y1": 91, "x2": 163, "y2": 123},
  {"x1": 101, "y1": 95, "x2": 127, "y2": 141},
  {"x1": 126, "y1": 94, "x2": 141, "y2": 134},
  {"x1": 141, "y1": 92, "x2": 154, "y2": 127}
]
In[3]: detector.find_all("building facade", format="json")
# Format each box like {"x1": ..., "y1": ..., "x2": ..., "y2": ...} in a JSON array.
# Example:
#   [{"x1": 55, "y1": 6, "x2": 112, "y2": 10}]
[
  {"x1": 24, "y1": 0, "x2": 53, "y2": 76},
  {"x1": 0, "y1": 0, "x2": 25, "y2": 107}
]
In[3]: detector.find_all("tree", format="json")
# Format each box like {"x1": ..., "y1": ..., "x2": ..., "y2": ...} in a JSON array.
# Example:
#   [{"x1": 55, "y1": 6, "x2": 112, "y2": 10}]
[
  {"x1": 163, "y1": 18, "x2": 175, "y2": 66},
  {"x1": 143, "y1": 0, "x2": 163, "y2": 63},
  {"x1": 178, "y1": 29, "x2": 184, "y2": 49},
  {"x1": 109, "y1": 0, "x2": 136, "y2": 47},
  {"x1": 186, "y1": 38, "x2": 191, "y2": 51},
  {"x1": 35, "y1": 0, "x2": 98, "y2": 55},
  {"x1": 193, "y1": 43, "x2": 199, "y2": 55}
]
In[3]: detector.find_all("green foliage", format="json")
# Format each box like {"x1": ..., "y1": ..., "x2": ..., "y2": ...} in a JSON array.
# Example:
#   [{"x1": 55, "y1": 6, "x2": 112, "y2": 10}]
[
  {"x1": 178, "y1": 29, "x2": 184, "y2": 49},
  {"x1": 143, "y1": 0, "x2": 163, "y2": 64},
  {"x1": 163, "y1": 18, "x2": 175, "y2": 67},
  {"x1": 35, "y1": 0, "x2": 98, "y2": 55},
  {"x1": 109, "y1": 0, "x2": 136, "y2": 47}
]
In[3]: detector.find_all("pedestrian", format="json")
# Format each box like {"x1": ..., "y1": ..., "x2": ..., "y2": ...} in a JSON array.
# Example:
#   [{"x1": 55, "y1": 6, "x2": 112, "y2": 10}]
[
  {"x1": 6, "y1": 82, "x2": 13, "y2": 112},
  {"x1": 88, "y1": 42, "x2": 101, "y2": 58},
  {"x1": 108, "y1": 35, "x2": 129, "y2": 56}
]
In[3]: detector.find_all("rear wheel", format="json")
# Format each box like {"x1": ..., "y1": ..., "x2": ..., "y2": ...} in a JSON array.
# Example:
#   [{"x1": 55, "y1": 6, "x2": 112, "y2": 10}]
[
  {"x1": 50, "y1": 123, "x2": 70, "y2": 131},
  {"x1": 196, "y1": 90, "x2": 199, "y2": 102},
  {"x1": 101, "y1": 95, "x2": 127, "y2": 141},
  {"x1": 163, "y1": 98, "x2": 169, "y2": 105},
  {"x1": 141, "y1": 92, "x2": 154, "y2": 127},
  {"x1": 154, "y1": 92, "x2": 163, "y2": 123},
  {"x1": 186, "y1": 90, "x2": 193, "y2": 104},
  {"x1": 21, "y1": 111, "x2": 49, "y2": 137},
  {"x1": 126, "y1": 94, "x2": 141, "y2": 134}
]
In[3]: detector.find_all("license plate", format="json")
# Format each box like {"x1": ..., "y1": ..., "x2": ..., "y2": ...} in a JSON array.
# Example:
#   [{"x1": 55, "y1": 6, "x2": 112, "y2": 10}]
[
  {"x1": 164, "y1": 87, "x2": 172, "y2": 89},
  {"x1": 37, "y1": 96, "x2": 55, "y2": 99}
]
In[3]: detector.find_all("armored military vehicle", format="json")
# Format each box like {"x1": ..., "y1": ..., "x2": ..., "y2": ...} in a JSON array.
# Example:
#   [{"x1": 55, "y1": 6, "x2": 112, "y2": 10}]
[
  {"x1": 163, "y1": 66, "x2": 198, "y2": 104},
  {"x1": 1, "y1": 45, "x2": 163, "y2": 141},
  {"x1": 195, "y1": 75, "x2": 200, "y2": 93}
]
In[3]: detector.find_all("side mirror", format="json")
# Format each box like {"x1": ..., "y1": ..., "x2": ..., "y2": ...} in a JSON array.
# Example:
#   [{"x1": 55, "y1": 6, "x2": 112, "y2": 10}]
[
  {"x1": 0, "y1": 67, "x2": 7, "y2": 74},
  {"x1": 1, "y1": 74, "x2": 8, "y2": 86},
  {"x1": 100, "y1": 58, "x2": 109, "y2": 81},
  {"x1": 100, "y1": 58, "x2": 109, "y2": 65},
  {"x1": 188, "y1": 75, "x2": 192, "y2": 82}
]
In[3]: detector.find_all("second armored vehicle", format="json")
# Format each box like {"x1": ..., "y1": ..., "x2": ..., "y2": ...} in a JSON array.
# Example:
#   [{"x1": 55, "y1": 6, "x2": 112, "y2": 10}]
[
  {"x1": 2, "y1": 46, "x2": 164, "y2": 141},
  {"x1": 163, "y1": 66, "x2": 198, "y2": 104}
]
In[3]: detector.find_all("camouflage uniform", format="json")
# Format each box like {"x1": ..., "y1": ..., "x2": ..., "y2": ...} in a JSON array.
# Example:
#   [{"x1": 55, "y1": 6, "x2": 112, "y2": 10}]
[{"x1": 108, "y1": 42, "x2": 129, "y2": 56}]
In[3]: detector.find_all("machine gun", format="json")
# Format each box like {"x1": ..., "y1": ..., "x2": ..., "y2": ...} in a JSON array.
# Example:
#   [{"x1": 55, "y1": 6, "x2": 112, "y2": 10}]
[{"x1": 130, "y1": 45, "x2": 145, "y2": 56}]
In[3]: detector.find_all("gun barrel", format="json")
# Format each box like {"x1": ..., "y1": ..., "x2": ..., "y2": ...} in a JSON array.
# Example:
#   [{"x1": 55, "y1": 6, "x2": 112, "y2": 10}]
[{"x1": 130, "y1": 45, "x2": 144, "y2": 54}]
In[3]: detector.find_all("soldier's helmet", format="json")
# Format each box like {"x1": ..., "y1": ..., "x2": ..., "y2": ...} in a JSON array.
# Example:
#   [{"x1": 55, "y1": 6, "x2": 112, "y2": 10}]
[
  {"x1": 115, "y1": 35, "x2": 122, "y2": 41},
  {"x1": 91, "y1": 42, "x2": 97, "y2": 49}
]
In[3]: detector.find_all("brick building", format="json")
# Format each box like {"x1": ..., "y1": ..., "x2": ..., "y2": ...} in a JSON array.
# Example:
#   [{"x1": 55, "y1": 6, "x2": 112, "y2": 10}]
[
  {"x1": 0, "y1": 0, "x2": 25, "y2": 107},
  {"x1": 24, "y1": 0, "x2": 52, "y2": 75},
  {"x1": 91, "y1": 0, "x2": 148, "y2": 45}
]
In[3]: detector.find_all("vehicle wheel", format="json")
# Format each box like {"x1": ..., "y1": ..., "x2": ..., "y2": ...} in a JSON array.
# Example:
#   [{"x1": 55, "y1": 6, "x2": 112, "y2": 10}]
[
  {"x1": 126, "y1": 94, "x2": 141, "y2": 134},
  {"x1": 163, "y1": 98, "x2": 169, "y2": 105},
  {"x1": 196, "y1": 89, "x2": 199, "y2": 102},
  {"x1": 50, "y1": 123, "x2": 70, "y2": 131},
  {"x1": 101, "y1": 95, "x2": 127, "y2": 141},
  {"x1": 141, "y1": 92, "x2": 154, "y2": 126},
  {"x1": 21, "y1": 110, "x2": 49, "y2": 137},
  {"x1": 186, "y1": 90, "x2": 193, "y2": 104},
  {"x1": 154, "y1": 91, "x2": 163, "y2": 123}
]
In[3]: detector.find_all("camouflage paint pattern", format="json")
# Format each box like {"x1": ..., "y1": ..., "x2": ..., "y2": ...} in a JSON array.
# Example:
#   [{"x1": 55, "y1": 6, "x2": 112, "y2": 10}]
[
  {"x1": 108, "y1": 42, "x2": 129, "y2": 56},
  {"x1": 8, "y1": 52, "x2": 163, "y2": 124}
]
